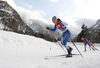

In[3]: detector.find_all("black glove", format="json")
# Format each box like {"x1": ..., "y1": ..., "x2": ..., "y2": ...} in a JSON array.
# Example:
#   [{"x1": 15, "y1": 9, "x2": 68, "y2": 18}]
[{"x1": 46, "y1": 27, "x2": 50, "y2": 29}]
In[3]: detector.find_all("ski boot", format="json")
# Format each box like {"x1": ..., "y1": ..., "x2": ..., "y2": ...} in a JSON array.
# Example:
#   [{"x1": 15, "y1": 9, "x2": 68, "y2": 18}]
[
  {"x1": 84, "y1": 49, "x2": 86, "y2": 52},
  {"x1": 92, "y1": 48, "x2": 95, "y2": 51},
  {"x1": 69, "y1": 46, "x2": 73, "y2": 52},
  {"x1": 66, "y1": 47, "x2": 73, "y2": 57}
]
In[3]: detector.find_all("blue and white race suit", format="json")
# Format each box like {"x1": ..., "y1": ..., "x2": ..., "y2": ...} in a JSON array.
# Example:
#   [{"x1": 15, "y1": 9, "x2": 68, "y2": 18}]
[{"x1": 50, "y1": 21, "x2": 71, "y2": 51}]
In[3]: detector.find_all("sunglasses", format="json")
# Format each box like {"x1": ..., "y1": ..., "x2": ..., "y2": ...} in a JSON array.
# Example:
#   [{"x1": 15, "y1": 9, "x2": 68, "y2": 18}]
[{"x1": 52, "y1": 20, "x2": 55, "y2": 21}]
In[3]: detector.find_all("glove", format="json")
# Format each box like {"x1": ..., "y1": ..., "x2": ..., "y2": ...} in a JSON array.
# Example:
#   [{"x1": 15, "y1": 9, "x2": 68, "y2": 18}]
[{"x1": 46, "y1": 27, "x2": 50, "y2": 29}]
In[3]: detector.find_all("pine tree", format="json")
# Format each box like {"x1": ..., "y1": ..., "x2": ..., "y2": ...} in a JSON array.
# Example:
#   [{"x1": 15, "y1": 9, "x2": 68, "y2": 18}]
[{"x1": 76, "y1": 23, "x2": 87, "y2": 42}]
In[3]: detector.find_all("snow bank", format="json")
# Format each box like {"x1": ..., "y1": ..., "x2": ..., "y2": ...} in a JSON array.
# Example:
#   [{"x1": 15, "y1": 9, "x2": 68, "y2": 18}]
[{"x1": 0, "y1": 30, "x2": 100, "y2": 68}]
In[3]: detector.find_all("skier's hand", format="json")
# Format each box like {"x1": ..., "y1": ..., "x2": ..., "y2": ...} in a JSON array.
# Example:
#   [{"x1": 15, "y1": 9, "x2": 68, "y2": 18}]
[{"x1": 46, "y1": 27, "x2": 50, "y2": 30}]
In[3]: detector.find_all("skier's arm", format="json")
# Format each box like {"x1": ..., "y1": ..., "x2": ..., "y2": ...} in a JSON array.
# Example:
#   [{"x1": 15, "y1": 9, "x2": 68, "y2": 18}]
[
  {"x1": 50, "y1": 25, "x2": 57, "y2": 31},
  {"x1": 61, "y1": 21, "x2": 68, "y2": 26}
]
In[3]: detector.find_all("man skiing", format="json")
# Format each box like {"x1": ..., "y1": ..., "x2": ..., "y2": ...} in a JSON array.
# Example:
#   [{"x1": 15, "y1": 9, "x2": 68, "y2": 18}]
[
  {"x1": 47, "y1": 16, "x2": 73, "y2": 57},
  {"x1": 81, "y1": 37, "x2": 91, "y2": 52}
]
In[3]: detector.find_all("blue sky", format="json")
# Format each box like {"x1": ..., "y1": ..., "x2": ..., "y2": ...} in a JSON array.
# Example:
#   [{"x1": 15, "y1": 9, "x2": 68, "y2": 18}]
[
  {"x1": 12, "y1": 0, "x2": 76, "y2": 20},
  {"x1": 4, "y1": 0, "x2": 100, "y2": 34}
]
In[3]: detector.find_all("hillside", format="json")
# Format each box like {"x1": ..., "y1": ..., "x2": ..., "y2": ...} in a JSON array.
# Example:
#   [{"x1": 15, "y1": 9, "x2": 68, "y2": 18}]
[
  {"x1": 75, "y1": 19, "x2": 100, "y2": 43},
  {"x1": 0, "y1": 1, "x2": 34, "y2": 35},
  {"x1": 85, "y1": 19, "x2": 100, "y2": 43},
  {"x1": 0, "y1": 1, "x2": 62, "y2": 41}
]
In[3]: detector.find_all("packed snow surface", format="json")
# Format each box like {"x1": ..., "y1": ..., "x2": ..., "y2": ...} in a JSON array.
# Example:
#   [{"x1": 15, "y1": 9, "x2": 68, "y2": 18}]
[{"x1": 0, "y1": 30, "x2": 100, "y2": 68}]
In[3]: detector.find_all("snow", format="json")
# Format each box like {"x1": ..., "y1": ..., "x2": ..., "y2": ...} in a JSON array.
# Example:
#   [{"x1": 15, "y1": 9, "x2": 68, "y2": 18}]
[{"x1": 0, "y1": 30, "x2": 100, "y2": 68}]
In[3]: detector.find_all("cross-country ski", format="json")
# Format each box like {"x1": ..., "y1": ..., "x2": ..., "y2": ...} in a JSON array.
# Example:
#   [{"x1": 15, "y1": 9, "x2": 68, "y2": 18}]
[{"x1": 45, "y1": 54, "x2": 80, "y2": 60}]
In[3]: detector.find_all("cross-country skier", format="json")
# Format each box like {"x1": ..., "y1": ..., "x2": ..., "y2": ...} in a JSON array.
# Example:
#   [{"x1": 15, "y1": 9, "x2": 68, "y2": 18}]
[
  {"x1": 81, "y1": 37, "x2": 91, "y2": 52},
  {"x1": 46, "y1": 16, "x2": 73, "y2": 57},
  {"x1": 89, "y1": 41, "x2": 99, "y2": 51}
]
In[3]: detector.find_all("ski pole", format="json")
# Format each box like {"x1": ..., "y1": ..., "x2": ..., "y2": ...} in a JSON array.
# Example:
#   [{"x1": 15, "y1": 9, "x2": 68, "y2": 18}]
[
  {"x1": 65, "y1": 30, "x2": 84, "y2": 58},
  {"x1": 48, "y1": 30, "x2": 67, "y2": 54}
]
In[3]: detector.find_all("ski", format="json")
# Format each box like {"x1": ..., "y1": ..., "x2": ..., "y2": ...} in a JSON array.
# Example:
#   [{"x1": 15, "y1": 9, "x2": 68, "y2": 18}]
[{"x1": 45, "y1": 54, "x2": 79, "y2": 60}]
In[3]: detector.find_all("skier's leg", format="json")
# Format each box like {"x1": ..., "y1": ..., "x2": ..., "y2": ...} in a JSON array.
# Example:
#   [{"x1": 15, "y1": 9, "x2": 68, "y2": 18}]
[
  {"x1": 84, "y1": 43, "x2": 87, "y2": 52},
  {"x1": 61, "y1": 31, "x2": 73, "y2": 57},
  {"x1": 91, "y1": 45, "x2": 95, "y2": 51},
  {"x1": 61, "y1": 31, "x2": 71, "y2": 51},
  {"x1": 88, "y1": 42, "x2": 91, "y2": 50}
]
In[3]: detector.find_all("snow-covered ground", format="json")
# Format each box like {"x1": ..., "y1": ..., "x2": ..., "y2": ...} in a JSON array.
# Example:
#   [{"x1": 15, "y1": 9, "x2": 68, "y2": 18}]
[{"x1": 0, "y1": 30, "x2": 100, "y2": 68}]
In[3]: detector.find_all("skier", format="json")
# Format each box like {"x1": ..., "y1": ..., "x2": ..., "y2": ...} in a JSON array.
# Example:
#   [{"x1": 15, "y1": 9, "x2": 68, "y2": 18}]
[
  {"x1": 89, "y1": 40, "x2": 99, "y2": 51},
  {"x1": 46, "y1": 16, "x2": 73, "y2": 57},
  {"x1": 81, "y1": 37, "x2": 91, "y2": 52}
]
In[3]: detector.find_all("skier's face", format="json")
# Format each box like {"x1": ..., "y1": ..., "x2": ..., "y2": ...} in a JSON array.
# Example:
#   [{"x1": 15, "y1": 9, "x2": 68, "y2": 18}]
[
  {"x1": 52, "y1": 19, "x2": 57, "y2": 24},
  {"x1": 81, "y1": 38, "x2": 84, "y2": 40}
]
